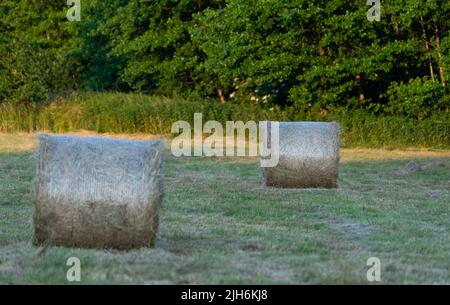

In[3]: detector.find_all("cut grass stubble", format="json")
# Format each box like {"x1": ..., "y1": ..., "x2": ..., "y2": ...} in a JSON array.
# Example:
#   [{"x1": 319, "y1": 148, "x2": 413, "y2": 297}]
[{"x1": 0, "y1": 133, "x2": 449, "y2": 284}]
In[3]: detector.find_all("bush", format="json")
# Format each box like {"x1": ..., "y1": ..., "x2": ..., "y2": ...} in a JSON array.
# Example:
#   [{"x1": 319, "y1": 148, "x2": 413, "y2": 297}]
[{"x1": 385, "y1": 78, "x2": 448, "y2": 119}]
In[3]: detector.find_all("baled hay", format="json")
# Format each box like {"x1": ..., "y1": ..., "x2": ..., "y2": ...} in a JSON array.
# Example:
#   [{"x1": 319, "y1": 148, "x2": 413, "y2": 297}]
[
  {"x1": 33, "y1": 134, "x2": 164, "y2": 250},
  {"x1": 262, "y1": 122, "x2": 340, "y2": 188}
]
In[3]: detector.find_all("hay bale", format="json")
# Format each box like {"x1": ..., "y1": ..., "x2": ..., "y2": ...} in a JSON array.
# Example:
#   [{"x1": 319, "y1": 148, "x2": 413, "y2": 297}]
[
  {"x1": 262, "y1": 122, "x2": 340, "y2": 188},
  {"x1": 33, "y1": 134, "x2": 164, "y2": 250}
]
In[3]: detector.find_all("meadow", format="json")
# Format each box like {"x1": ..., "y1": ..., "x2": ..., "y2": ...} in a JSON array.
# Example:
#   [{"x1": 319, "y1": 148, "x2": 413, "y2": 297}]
[
  {"x1": 0, "y1": 133, "x2": 449, "y2": 284},
  {"x1": 1, "y1": 0, "x2": 449, "y2": 285}
]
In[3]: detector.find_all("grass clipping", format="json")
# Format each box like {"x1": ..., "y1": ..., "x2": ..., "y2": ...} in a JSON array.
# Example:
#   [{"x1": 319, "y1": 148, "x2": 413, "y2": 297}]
[
  {"x1": 33, "y1": 134, "x2": 164, "y2": 250},
  {"x1": 262, "y1": 122, "x2": 340, "y2": 188}
]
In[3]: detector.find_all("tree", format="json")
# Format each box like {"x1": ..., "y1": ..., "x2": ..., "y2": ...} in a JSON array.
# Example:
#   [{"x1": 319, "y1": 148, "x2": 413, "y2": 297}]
[
  {"x1": 102, "y1": 0, "x2": 225, "y2": 94},
  {"x1": 0, "y1": 0, "x2": 78, "y2": 103}
]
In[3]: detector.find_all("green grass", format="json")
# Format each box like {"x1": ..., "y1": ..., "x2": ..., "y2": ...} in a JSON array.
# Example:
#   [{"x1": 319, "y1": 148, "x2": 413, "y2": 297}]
[
  {"x1": 0, "y1": 138, "x2": 449, "y2": 284},
  {"x1": 1, "y1": 92, "x2": 449, "y2": 148}
]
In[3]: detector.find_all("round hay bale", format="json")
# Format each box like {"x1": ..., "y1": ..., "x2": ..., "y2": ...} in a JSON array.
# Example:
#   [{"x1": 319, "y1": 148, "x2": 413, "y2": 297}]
[
  {"x1": 33, "y1": 134, "x2": 164, "y2": 250},
  {"x1": 262, "y1": 122, "x2": 340, "y2": 188}
]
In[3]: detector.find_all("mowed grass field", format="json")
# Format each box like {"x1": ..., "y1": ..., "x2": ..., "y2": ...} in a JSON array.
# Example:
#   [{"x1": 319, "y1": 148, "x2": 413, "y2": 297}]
[{"x1": 0, "y1": 133, "x2": 449, "y2": 284}]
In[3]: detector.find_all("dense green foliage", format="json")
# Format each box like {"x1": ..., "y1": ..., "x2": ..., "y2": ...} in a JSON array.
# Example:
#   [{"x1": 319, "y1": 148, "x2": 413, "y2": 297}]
[
  {"x1": 0, "y1": 1, "x2": 77, "y2": 103},
  {"x1": 0, "y1": 1, "x2": 449, "y2": 146},
  {"x1": 1, "y1": 1, "x2": 449, "y2": 113},
  {"x1": 1, "y1": 92, "x2": 449, "y2": 148}
]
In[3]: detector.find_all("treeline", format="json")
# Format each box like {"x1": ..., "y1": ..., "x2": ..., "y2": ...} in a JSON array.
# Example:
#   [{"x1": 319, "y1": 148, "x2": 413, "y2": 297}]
[{"x1": 0, "y1": 0, "x2": 449, "y2": 120}]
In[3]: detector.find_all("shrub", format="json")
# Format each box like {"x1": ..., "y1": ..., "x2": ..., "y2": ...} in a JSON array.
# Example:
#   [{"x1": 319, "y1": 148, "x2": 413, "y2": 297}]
[{"x1": 385, "y1": 78, "x2": 448, "y2": 119}]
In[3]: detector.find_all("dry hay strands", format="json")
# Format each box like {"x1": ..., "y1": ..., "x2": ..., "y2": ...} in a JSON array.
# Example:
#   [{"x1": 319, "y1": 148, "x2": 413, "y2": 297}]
[
  {"x1": 33, "y1": 134, "x2": 164, "y2": 250},
  {"x1": 262, "y1": 122, "x2": 340, "y2": 188}
]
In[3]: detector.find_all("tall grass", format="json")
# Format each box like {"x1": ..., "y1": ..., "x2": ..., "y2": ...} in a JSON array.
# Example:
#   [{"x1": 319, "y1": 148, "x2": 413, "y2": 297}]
[{"x1": 0, "y1": 92, "x2": 449, "y2": 148}]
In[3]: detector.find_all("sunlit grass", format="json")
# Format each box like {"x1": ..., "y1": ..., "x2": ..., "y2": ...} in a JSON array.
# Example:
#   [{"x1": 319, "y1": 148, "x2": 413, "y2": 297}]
[{"x1": 0, "y1": 134, "x2": 449, "y2": 284}]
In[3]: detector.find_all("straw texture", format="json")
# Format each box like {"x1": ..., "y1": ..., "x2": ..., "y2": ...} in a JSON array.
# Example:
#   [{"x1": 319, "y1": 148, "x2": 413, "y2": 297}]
[
  {"x1": 33, "y1": 134, "x2": 164, "y2": 250},
  {"x1": 262, "y1": 122, "x2": 340, "y2": 188}
]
